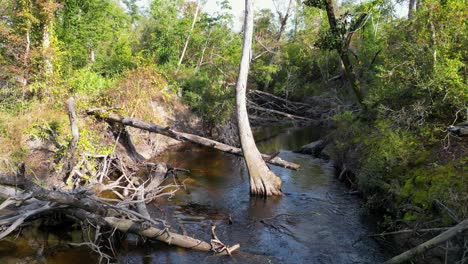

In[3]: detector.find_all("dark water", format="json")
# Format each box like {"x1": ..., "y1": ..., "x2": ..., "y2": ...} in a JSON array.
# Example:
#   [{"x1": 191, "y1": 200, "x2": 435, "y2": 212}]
[{"x1": 0, "y1": 125, "x2": 391, "y2": 263}]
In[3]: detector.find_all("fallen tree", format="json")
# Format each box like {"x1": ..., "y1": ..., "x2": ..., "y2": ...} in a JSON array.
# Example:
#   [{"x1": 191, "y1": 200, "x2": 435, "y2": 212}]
[
  {"x1": 0, "y1": 172, "x2": 240, "y2": 257},
  {"x1": 86, "y1": 109, "x2": 300, "y2": 170},
  {"x1": 384, "y1": 219, "x2": 468, "y2": 264},
  {"x1": 448, "y1": 122, "x2": 468, "y2": 137},
  {"x1": 248, "y1": 102, "x2": 314, "y2": 122}
]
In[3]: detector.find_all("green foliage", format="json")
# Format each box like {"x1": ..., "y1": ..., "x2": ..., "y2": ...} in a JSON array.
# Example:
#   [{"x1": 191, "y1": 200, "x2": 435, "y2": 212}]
[
  {"x1": 56, "y1": 0, "x2": 134, "y2": 75},
  {"x1": 181, "y1": 71, "x2": 234, "y2": 124},
  {"x1": 367, "y1": 0, "x2": 467, "y2": 120},
  {"x1": 68, "y1": 68, "x2": 115, "y2": 95},
  {"x1": 358, "y1": 120, "x2": 424, "y2": 195}
]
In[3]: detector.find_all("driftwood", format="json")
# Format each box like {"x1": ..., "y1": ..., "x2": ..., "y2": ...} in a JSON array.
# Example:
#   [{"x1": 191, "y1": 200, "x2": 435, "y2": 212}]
[
  {"x1": 384, "y1": 219, "x2": 468, "y2": 264},
  {"x1": 0, "y1": 174, "x2": 240, "y2": 255},
  {"x1": 86, "y1": 109, "x2": 300, "y2": 170}
]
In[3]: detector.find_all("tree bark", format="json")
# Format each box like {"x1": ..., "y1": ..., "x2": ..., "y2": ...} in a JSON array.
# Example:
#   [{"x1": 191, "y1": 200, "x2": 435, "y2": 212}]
[
  {"x1": 236, "y1": 0, "x2": 282, "y2": 196},
  {"x1": 86, "y1": 109, "x2": 300, "y2": 170},
  {"x1": 177, "y1": 0, "x2": 200, "y2": 71}
]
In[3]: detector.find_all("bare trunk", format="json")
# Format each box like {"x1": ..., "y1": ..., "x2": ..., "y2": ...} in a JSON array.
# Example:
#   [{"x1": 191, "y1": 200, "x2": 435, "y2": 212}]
[
  {"x1": 24, "y1": 30, "x2": 30, "y2": 63},
  {"x1": 18, "y1": 30, "x2": 31, "y2": 89},
  {"x1": 90, "y1": 49, "x2": 95, "y2": 63},
  {"x1": 177, "y1": 0, "x2": 200, "y2": 71},
  {"x1": 236, "y1": 0, "x2": 282, "y2": 196},
  {"x1": 42, "y1": 22, "x2": 53, "y2": 74},
  {"x1": 196, "y1": 30, "x2": 211, "y2": 71},
  {"x1": 429, "y1": 21, "x2": 436, "y2": 69}
]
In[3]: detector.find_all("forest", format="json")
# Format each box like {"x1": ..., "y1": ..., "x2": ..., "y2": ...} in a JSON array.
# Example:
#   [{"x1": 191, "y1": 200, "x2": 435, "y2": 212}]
[{"x1": 0, "y1": 0, "x2": 466, "y2": 263}]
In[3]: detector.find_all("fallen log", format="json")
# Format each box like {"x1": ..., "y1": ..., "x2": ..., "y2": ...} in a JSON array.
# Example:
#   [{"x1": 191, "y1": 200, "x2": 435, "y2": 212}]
[
  {"x1": 86, "y1": 109, "x2": 300, "y2": 170},
  {"x1": 0, "y1": 174, "x2": 240, "y2": 255},
  {"x1": 248, "y1": 103, "x2": 314, "y2": 122},
  {"x1": 248, "y1": 89, "x2": 311, "y2": 108},
  {"x1": 448, "y1": 123, "x2": 468, "y2": 137},
  {"x1": 384, "y1": 219, "x2": 468, "y2": 264},
  {"x1": 369, "y1": 227, "x2": 451, "y2": 237}
]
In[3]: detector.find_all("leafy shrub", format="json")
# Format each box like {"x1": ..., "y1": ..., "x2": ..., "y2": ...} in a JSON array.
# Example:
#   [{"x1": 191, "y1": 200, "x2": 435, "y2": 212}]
[{"x1": 68, "y1": 68, "x2": 115, "y2": 95}]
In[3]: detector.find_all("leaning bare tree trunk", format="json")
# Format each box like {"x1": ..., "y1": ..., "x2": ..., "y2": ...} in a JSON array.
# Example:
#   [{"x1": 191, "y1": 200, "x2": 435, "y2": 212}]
[
  {"x1": 236, "y1": 0, "x2": 282, "y2": 196},
  {"x1": 177, "y1": 0, "x2": 200, "y2": 72}
]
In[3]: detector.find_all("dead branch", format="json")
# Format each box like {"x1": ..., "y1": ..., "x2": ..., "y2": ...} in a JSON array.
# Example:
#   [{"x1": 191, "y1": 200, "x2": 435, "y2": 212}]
[
  {"x1": 384, "y1": 219, "x2": 468, "y2": 264},
  {"x1": 248, "y1": 102, "x2": 314, "y2": 122},
  {"x1": 369, "y1": 227, "x2": 451, "y2": 237},
  {"x1": 0, "y1": 174, "x2": 240, "y2": 255},
  {"x1": 86, "y1": 109, "x2": 299, "y2": 170}
]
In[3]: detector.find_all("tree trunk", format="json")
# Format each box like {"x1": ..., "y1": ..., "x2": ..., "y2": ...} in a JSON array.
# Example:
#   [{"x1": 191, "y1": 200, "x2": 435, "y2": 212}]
[
  {"x1": 323, "y1": 0, "x2": 364, "y2": 106},
  {"x1": 90, "y1": 49, "x2": 95, "y2": 63},
  {"x1": 42, "y1": 5, "x2": 53, "y2": 76},
  {"x1": 177, "y1": 0, "x2": 200, "y2": 71},
  {"x1": 236, "y1": 0, "x2": 282, "y2": 196},
  {"x1": 42, "y1": 25, "x2": 53, "y2": 74},
  {"x1": 408, "y1": 0, "x2": 416, "y2": 19},
  {"x1": 54, "y1": 97, "x2": 79, "y2": 187}
]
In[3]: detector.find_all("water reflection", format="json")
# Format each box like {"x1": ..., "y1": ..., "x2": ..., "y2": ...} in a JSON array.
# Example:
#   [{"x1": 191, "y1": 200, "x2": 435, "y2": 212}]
[{"x1": 1, "y1": 125, "x2": 390, "y2": 264}]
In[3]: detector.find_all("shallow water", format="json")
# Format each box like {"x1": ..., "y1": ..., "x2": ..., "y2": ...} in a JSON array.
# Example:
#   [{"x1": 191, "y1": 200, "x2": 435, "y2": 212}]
[{"x1": 0, "y1": 125, "x2": 391, "y2": 263}]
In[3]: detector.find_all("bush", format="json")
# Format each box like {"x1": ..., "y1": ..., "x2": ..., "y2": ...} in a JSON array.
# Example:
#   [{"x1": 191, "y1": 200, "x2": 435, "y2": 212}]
[{"x1": 68, "y1": 68, "x2": 115, "y2": 95}]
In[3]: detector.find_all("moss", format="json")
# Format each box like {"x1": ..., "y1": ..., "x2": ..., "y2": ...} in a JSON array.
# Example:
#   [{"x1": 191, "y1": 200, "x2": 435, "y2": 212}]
[{"x1": 399, "y1": 161, "x2": 466, "y2": 224}]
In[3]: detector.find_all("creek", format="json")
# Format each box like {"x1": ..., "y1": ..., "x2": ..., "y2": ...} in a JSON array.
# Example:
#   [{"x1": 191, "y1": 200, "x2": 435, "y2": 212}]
[{"x1": 0, "y1": 125, "x2": 392, "y2": 263}]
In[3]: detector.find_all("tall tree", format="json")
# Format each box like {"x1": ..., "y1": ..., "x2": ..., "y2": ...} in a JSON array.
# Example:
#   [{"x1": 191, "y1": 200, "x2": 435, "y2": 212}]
[
  {"x1": 177, "y1": 0, "x2": 201, "y2": 71},
  {"x1": 236, "y1": 0, "x2": 282, "y2": 196},
  {"x1": 262, "y1": 0, "x2": 294, "y2": 91},
  {"x1": 38, "y1": 0, "x2": 59, "y2": 75},
  {"x1": 305, "y1": 0, "x2": 366, "y2": 105}
]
